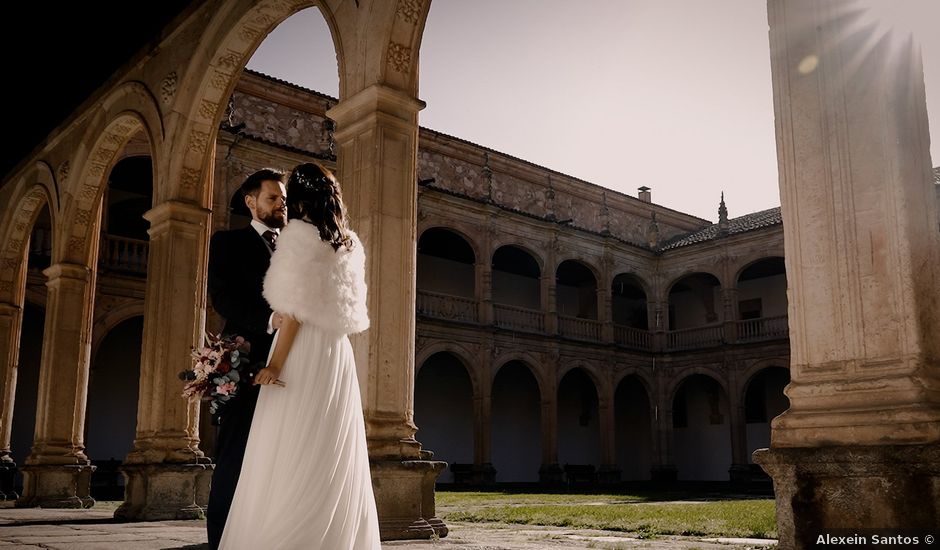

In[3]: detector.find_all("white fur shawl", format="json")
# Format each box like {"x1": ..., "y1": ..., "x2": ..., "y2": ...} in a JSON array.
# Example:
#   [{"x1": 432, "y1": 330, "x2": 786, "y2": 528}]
[{"x1": 262, "y1": 220, "x2": 370, "y2": 335}]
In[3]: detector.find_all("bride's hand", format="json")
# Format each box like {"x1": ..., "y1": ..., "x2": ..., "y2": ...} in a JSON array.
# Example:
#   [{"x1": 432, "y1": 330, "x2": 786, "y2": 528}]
[{"x1": 254, "y1": 365, "x2": 284, "y2": 386}]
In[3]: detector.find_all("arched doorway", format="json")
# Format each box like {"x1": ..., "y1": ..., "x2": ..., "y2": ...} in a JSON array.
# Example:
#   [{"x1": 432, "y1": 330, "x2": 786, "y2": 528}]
[
  {"x1": 414, "y1": 352, "x2": 474, "y2": 484},
  {"x1": 744, "y1": 367, "x2": 790, "y2": 461},
  {"x1": 672, "y1": 373, "x2": 732, "y2": 480},
  {"x1": 557, "y1": 368, "x2": 600, "y2": 471},
  {"x1": 491, "y1": 360, "x2": 541, "y2": 482},
  {"x1": 85, "y1": 316, "x2": 143, "y2": 500},
  {"x1": 614, "y1": 375, "x2": 652, "y2": 480}
]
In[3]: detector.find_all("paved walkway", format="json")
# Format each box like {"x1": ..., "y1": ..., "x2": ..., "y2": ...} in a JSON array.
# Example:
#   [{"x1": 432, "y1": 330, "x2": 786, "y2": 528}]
[{"x1": 0, "y1": 508, "x2": 776, "y2": 549}]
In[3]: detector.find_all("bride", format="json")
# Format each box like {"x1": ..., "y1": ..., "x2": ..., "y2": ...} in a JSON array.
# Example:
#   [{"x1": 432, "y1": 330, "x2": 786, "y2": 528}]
[{"x1": 219, "y1": 162, "x2": 381, "y2": 549}]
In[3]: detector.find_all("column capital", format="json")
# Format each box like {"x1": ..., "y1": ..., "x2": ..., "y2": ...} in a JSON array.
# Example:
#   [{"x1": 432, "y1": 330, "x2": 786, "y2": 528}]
[
  {"x1": 327, "y1": 84, "x2": 426, "y2": 133},
  {"x1": 143, "y1": 200, "x2": 211, "y2": 232},
  {"x1": 41, "y1": 262, "x2": 90, "y2": 284}
]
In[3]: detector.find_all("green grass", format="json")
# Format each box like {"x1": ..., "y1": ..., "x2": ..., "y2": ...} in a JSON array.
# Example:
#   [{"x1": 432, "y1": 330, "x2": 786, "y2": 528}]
[{"x1": 437, "y1": 491, "x2": 776, "y2": 539}]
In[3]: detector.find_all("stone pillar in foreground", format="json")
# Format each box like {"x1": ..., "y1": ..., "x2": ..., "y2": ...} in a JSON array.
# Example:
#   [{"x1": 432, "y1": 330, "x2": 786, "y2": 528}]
[
  {"x1": 115, "y1": 201, "x2": 212, "y2": 521},
  {"x1": 754, "y1": 1, "x2": 940, "y2": 547},
  {"x1": 19, "y1": 263, "x2": 97, "y2": 508},
  {"x1": 0, "y1": 300, "x2": 23, "y2": 500},
  {"x1": 327, "y1": 85, "x2": 447, "y2": 541}
]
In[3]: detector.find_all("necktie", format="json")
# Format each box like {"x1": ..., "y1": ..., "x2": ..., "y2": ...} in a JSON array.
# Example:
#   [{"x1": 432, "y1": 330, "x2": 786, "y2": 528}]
[{"x1": 262, "y1": 230, "x2": 278, "y2": 251}]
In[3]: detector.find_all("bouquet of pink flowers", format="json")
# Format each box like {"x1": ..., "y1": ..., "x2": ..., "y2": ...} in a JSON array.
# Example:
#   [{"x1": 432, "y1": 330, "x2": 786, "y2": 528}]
[{"x1": 179, "y1": 333, "x2": 250, "y2": 416}]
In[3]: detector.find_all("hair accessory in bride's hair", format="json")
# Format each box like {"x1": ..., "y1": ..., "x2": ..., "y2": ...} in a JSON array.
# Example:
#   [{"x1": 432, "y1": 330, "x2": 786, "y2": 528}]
[{"x1": 298, "y1": 171, "x2": 332, "y2": 191}]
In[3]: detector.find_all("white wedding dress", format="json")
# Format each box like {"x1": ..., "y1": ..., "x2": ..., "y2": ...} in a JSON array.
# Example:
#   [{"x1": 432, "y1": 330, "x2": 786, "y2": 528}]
[{"x1": 219, "y1": 220, "x2": 380, "y2": 550}]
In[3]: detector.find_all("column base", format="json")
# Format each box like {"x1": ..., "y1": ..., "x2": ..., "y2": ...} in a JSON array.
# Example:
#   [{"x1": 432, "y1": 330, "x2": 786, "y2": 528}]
[
  {"x1": 371, "y1": 459, "x2": 448, "y2": 541},
  {"x1": 17, "y1": 464, "x2": 95, "y2": 508},
  {"x1": 538, "y1": 463, "x2": 564, "y2": 484},
  {"x1": 754, "y1": 444, "x2": 940, "y2": 550},
  {"x1": 650, "y1": 464, "x2": 677, "y2": 482},
  {"x1": 114, "y1": 462, "x2": 213, "y2": 521}
]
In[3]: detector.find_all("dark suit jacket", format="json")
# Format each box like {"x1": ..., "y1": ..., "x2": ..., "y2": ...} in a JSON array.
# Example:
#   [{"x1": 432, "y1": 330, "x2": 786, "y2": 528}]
[{"x1": 206, "y1": 225, "x2": 276, "y2": 419}]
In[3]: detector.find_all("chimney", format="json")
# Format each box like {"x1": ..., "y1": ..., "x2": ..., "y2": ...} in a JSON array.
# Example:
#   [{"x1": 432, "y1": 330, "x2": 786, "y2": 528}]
[{"x1": 638, "y1": 186, "x2": 652, "y2": 203}]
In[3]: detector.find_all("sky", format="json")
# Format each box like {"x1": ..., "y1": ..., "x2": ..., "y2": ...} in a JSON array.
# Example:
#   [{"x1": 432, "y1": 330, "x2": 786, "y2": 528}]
[{"x1": 247, "y1": 0, "x2": 940, "y2": 222}]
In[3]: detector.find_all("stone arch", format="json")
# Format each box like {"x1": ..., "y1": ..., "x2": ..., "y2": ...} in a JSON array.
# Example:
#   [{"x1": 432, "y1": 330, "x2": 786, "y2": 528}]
[
  {"x1": 670, "y1": 371, "x2": 733, "y2": 481},
  {"x1": 0, "y1": 164, "x2": 58, "y2": 305},
  {"x1": 741, "y1": 364, "x2": 790, "y2": 464},
  {"x1": 557, "y1": 361, "x2": 608, "y2": 405},
  {"x1": 490, "y1": 351, "x2": 547, "y2": 399},
  {"x1": 60, "y1": 89, "x2": 162, "y2": 266},
  {"x1": 664, "y1": 269, "x2": 724, "y2": 296},
  {"x1": 733, "y1": 255, "x2": 786, "y2": 285},
  {"x1": 490, "y1": 241, "x2": 546, "y2": 274},
  {"x1": 414, "y1": 349, "x2": 476, "y2": 483},
  {"x1": 491, "y1": 358, "x2": 542, "y2": 482},
  {"x1": 91, "y1": 301, "x2": 146, "y2": 365},
  {"x1": 666, "y1": 366, "x2": 731, "y2": 405},
  {"x1": 665, "y1": 271, "x2": 724, "y2": 330},
  {"x1": 740, "y1": 357, "x2": 790, "y2": 398},
  {"x1": 610, "y1": 271, "x2": 653, "y2": 299},
  {"x1": 554, "y1": 256, "x2": 602, "y2": 285},
  {"x1": 556, "y1": 365, "x2": 602, "y2": 467},
  {"x1": 165, "y1": 0, "x2": 349, "y2": 205},
  {"x1": 414, "y1": 341, "x2": 480, "y2": 398},
  {"x1": 614, "y1": 372, "x2": 654, "y2": 480},
  {"x1": 417, "y1": 225, "x2": 482, "y2": 264},
  {"x1": 612, "y1": 367, "x2": 656, "y2": 401}
]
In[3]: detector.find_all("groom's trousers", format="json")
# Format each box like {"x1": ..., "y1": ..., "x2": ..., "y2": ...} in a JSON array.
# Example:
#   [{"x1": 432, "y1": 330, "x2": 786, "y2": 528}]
[{"x1": 206, "y1": 383, "x2": 261, "y2": 550}]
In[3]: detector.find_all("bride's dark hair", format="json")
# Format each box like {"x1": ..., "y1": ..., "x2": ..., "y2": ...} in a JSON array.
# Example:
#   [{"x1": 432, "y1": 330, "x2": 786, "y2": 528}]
[{"x1": 286, "y1": 162, "x2": 354, "y2": 252}]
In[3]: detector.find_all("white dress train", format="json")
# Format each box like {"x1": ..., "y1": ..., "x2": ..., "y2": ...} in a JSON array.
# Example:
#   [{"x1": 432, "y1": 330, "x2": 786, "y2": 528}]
[{"x1": 219, "y1": 220, "x2": 379, "y2": 550}]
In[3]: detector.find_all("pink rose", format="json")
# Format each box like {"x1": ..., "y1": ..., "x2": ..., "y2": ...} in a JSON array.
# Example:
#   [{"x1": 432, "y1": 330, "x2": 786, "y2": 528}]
[{"x1": 216, "y1": 382, "x2": 237, "y2": 396}]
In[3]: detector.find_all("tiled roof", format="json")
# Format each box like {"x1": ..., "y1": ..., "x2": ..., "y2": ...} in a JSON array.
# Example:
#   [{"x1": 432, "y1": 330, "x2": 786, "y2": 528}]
[{"x1": 659, "y1": 207, "x2": 782, "y2": 251}]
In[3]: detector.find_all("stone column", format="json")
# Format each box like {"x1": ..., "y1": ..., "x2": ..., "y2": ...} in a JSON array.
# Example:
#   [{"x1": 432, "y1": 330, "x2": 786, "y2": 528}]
[
  {"x1": 727, "y1": 384, "x2": 749, "y2": 482},
  {"x1": 327, "y1": 85, "x2": 447, "y2": 540},
  {"x1": 649, "y1": 377, "x2": 677, "y2": 481},
  {"x1": 0, "y1": 301, "x2": 22, "y2": 499},
  {"x1": 477, "y1": 261, "x2": 493, "y2": 325},
  {"x1": 720, "y1": 286, "x2": 738, "y2": 343},
  {"x1": 115, "y1": 200, "x2": 212, "y2": 521},
  {"x1": 650, "y1": 300, "x2": 667, "y2": 353},
  {"x1": 472, "y1": 355, "x2": 495, "y2": 485},
  {"x1": 538, "y1": 359, "x2": 562, "y2": 483},
  {"x1": 597, "y1": 394, "x2": 620, "y2": 484},
  {"x1": 754, "y1": 1, "x2": 940, "y2": 546},
  {"x1": 19, "y1": 262, "x2": 97, "y2": 508},
  {"x1": 544, "y1": 276, "x2": 558, "y2": 335},
  {"x1": 597, "y1": 287, "x2": 613, "y2": 343}
]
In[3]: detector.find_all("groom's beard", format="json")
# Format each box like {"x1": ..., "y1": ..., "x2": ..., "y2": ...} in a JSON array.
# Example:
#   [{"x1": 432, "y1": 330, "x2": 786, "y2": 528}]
[{"x1": 257, "y1": 207, "x2": 287, "y2": 229}]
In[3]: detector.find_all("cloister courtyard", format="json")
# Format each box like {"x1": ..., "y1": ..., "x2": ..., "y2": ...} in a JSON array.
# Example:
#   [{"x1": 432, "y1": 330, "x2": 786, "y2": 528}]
[{"x1": 0, "y1": 490, "x2": 778, "y2": 549}]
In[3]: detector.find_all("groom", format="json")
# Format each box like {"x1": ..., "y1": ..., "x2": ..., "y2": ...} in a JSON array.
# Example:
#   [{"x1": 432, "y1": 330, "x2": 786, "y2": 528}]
[{"x1": 205, "y1": 168, "x2": 287, "y2": 549}]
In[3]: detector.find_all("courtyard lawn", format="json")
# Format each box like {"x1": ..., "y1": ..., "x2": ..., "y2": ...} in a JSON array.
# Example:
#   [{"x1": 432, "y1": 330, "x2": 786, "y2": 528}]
[{"x1": 437, "y1": 491, "x2": 776, "y2": 540}]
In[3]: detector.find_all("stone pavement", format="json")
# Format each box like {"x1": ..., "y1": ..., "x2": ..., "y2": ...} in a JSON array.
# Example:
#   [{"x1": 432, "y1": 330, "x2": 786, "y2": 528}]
[{"x1": 0, "y1": 508, "x2": 777, "y2": 549}]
